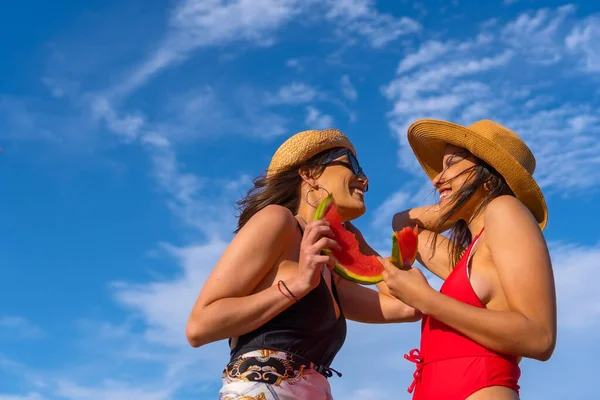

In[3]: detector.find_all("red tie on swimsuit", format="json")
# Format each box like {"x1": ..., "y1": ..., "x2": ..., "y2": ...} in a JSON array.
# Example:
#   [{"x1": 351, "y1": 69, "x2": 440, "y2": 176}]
[
  {"x1": 404, "y1": 349, "x2": 423, "y2": 394},
  {"x1": 405, "y1": 228, "x2": 521, "y2": 400}
]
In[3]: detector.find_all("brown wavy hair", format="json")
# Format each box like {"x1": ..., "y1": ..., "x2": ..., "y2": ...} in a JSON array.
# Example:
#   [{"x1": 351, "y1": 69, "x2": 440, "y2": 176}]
[
  {"x1": 432, "y1": 150, "x2": 515, "y2": 266},
  {"x1": 234, "y1": 147, "x2": 345, "y2": 233}
]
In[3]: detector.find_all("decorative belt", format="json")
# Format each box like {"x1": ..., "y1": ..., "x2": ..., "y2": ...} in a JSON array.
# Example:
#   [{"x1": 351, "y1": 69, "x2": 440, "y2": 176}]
[{"x1": 223, "y1": 350, "x2": 342, "y2": 386}]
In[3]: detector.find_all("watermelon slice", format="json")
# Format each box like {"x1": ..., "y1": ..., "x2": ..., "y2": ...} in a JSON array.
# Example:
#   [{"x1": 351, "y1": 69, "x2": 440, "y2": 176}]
[
  {"x1": 313, "y1": 194, "x2": 384, "y2": 285},
  {"x1": 390, "y1": 226, "x2": 419, "y2": 269}
]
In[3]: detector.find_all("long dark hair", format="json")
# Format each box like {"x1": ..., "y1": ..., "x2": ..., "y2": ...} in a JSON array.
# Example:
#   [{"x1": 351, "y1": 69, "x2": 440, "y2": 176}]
[
  {"x1": 432, "y1": 151, "x2": 515, "y2": 267},
  {"x1": 234, "y1": 147, "x2": 344, "y2": 233}
]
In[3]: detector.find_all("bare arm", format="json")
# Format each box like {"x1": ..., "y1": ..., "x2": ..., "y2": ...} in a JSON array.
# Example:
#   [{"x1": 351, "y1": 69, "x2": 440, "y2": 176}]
[
  {"x1": 383, "y1": 196, "x2": 557, "y2": 360},
  {"x1": 393, "y1": 205, "x2": 454, "y2": 280},
  {"x1": 185, "y1": 206, "x2": 337, "y2": 347},
  {"x1": 336, "y1": 278, "x2": 421, "y2": 323}
]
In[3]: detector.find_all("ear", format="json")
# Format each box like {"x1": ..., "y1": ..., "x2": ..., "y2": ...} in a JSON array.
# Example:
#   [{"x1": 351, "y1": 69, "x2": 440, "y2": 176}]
[{"x1": 298, "y1": 166, "x2": 317, "y2": 187}]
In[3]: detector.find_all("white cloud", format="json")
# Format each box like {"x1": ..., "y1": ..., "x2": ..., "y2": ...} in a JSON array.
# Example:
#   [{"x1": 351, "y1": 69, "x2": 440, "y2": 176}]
[
  {"x1": 120, "y1": 0, "x2": 307, "y2": 95},
  {"x1": 115, "y1": 0, "x2": 419, "y2": 97},
  {"x1": 305, "y1": 106, "x2": 335, "y2": 129},
  {"x1": 266, "y1": 82, "x2": 319, "y2": 105},
  {"x1": 384, "y1": 6, "x2": 600, "y2": 195},
  {"x1": 29, "y1": 0, "x2": 420, "y2": 149},
  {"x1": 500, "y1": 5, "x2": 576, "y2": 65},
  {"x1": 396, "y1": 40, "x2": 452, "y2": 73},
  {"x1": 113, "y1": 240, "x2": 229, "y2": 348},
  {"x1": 325, "y1": 0, "x2": 421, "y2": 48},
  {"x1": 148, "y1": 85, "x2": 288, "y2": 142},
  {"x1": 91, "y1": 96, "x2": 144, "y2": 141},
  {"x1": 505, "y1": 105, "x2": 600, "y2": 193},
  {"x1": 340, "y1": 75, "x2": 358, "y2": 101},
  {"x1": 566, "y1": 15, "x2": 600, "y2": 73},
  {"x1": 383, "y1": 46, "x2": 512, "y2": 173},
  {"x1": 551, "y1": 242, "x2": 600, "y2": 329},
  {"x1": 141, "y1": 133, "x2": 251, "y2": 238},
  {"x1": 386, "y1": 50, "x2": 513, "y2": 102},
  {"x1": 568, "y1": 114, "x2": 599, "y2": 132}
]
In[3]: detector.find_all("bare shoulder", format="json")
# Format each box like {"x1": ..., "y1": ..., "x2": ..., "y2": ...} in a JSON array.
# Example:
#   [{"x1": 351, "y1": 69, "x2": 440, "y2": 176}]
[
  {"x1": 484, "y1": 195, "x2": 538, "y2": 231},
  {"x1": 240, "y1": 204, "x2": 298, "y2": 237},
  {"x1": 483, "y1": 195, "x2": 547, "y2": 257}
]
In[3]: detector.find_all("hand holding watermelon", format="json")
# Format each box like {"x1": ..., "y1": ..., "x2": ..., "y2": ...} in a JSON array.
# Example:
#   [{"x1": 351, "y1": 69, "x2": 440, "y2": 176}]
[
  {"x1": 390, "y1": 226, "x2": 419, "y2": 270},
  {"x1": 295, "y1": 219, "x2": 341, "y2": 296},
  {"x1": 381, "y1": 258, "x2": 433, "y2": 311}
]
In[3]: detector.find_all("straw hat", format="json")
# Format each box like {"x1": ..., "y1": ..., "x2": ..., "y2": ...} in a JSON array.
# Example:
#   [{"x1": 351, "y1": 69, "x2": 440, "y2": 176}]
[
  {"x1": 267, "y1": 128, "x2": 356, "y2": 177},
  {"x1": 407, "y1": 119, "x2": 548, "y2": 230}
]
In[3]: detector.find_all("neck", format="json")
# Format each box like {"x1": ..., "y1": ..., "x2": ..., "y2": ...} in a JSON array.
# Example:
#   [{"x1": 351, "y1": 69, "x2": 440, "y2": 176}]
[
  {"x1": 467, "y1": 213, "x2": 485, "y2": 238},
  {"x1": 295, "y1": 201, "x2": 317, "y2": 228}
]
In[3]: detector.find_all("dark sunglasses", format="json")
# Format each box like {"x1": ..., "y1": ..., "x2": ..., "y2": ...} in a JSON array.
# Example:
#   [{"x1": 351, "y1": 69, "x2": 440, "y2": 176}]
[{"x1": 321, "y1": 148, "x2": 368, "y2": 190}]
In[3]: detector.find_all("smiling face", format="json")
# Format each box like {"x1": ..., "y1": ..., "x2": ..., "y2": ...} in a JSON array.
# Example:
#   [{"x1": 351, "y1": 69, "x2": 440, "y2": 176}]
[
  {"x1": 426, "y1": 143, "x2": 517, "y2": 265},
  {"x1": 432, "y1": 144, "x2": 486, "y2": 220},
  {"x1": 304, "y1": 148, "x2": 369, "y2": 221}
]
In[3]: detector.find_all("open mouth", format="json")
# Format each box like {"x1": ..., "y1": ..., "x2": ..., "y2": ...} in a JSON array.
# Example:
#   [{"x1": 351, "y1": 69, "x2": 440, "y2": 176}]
[
  {"x1": 439, "y1": 187, "x2": 452, "y2": 201},
  {"x1": 350, "y1": 187, "x2": 364, "y2": 198}
]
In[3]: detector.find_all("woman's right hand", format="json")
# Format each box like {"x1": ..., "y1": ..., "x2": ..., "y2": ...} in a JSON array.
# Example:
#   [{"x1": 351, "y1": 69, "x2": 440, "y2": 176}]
[{"x1": 291, "y1": 219, "x2": 340, "y2": 297}]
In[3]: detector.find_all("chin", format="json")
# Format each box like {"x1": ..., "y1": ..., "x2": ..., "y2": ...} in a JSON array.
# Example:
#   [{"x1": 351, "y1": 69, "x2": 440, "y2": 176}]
[{"x1": 337, "y1": 203, "x2": 366, "y2": 221}]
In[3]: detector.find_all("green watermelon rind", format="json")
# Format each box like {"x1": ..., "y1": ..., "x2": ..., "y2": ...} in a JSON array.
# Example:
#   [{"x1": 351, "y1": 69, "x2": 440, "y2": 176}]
[
  {"x1": 390, "y1": 232, "x2": 402, "y2": 268},
  {"x1": 313, "y1": 194, "x2": 383, "y2": 285}
]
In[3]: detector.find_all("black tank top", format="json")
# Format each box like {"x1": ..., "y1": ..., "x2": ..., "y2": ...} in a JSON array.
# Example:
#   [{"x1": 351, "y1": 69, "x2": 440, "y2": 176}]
[{"x1": 229, "y1": 223, "x2": 347, "y2": 369}]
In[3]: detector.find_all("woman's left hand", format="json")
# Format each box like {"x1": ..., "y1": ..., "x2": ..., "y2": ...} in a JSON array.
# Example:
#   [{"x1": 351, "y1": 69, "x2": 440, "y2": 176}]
[{"x1": 380, "y1": 257, "x2": 435, "y2": 312}]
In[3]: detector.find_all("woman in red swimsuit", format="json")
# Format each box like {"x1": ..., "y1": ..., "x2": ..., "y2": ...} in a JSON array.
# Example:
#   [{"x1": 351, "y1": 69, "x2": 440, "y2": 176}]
[{"x1": 381, "y1": 119, "x2": 557, "y2": 399}]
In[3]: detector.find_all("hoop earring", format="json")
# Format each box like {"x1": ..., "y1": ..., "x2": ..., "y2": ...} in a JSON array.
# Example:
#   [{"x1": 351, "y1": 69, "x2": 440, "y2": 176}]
[{"x1": 305, "y1": 185, "x2": 331, "y2": 208}]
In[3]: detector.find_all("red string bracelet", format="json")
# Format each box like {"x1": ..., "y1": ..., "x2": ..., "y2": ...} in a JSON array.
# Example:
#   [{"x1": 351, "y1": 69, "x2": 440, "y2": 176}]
[{"x1": 277, "y1": 280, "x2": 300, "y2": 302}]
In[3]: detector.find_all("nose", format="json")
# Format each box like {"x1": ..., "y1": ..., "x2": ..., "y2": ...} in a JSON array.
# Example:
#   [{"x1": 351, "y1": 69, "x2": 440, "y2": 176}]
[
  {"x1": 358, "y1": 175, "x2": 369, "y2": 192},
  {"x1": 432, "y1": 170, "x2": 443, "y2": 188}
]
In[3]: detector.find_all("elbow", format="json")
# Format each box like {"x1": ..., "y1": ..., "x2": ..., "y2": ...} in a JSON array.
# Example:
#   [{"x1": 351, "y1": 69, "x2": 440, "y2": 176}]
[
  {"x1": 396, "y1": 304, "x2": 422, "y2": 323},
  {"x1": 185, "y1": 320, "x2": 209, "y2": 348},
  {"x1": 404, "y1": 307, "x2": 423, "y2": 322},
  {"x1": 392, "y1": 211, "x2": 410, "y2": 231},
  {"x1": 530, "y1": 329, "x2": 556, "y2": 362}
]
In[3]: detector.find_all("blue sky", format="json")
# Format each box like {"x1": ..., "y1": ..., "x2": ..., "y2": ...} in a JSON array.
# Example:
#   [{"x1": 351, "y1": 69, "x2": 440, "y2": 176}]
[{"x1": 1, "y1": 0, "x2": 600, "y2": 398}]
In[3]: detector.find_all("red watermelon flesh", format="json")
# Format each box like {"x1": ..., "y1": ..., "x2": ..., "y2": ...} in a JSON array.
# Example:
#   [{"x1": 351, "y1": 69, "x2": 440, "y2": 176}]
[
  {"x1": 391, "y1": 225, "x2": 419, "y2": 269},
  {"x1": 313, "y1": 194, "x2": 383, "y2": 285}
]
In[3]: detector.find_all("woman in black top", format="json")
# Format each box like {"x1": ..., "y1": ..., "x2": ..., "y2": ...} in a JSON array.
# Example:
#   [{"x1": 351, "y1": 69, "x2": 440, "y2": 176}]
[{"x1": 186, "y1": 128, "x2": 420, "y2": 400}]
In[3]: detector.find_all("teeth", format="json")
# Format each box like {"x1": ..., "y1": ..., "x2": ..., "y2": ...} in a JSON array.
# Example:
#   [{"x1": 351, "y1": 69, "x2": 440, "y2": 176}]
[
  {"x1": 352, "y1": 188, "x2": 364, "y2": 195},
  {"x1": 440, "y1": 190, "x2": 451, "y2": 199}
]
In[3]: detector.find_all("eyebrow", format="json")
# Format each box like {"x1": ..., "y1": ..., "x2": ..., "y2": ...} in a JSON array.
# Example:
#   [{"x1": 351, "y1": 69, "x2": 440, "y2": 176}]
[
  {"x1": 444, "y1": 155, "x2": 460, "y2": 166},
  {"x1": 444, "y1": 149, "x2": 470, "y2": 165}
]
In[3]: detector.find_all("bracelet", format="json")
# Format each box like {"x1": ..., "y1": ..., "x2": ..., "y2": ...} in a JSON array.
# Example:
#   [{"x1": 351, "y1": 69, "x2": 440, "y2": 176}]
[{"x1": 277, "y1": 280, "x2": 300, "y2": 302}]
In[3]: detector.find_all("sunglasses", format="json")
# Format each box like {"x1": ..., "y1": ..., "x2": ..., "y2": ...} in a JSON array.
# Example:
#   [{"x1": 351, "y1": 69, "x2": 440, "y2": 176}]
[{"x1": 321, "y1": 148, "x2": 368, "y2": 190}]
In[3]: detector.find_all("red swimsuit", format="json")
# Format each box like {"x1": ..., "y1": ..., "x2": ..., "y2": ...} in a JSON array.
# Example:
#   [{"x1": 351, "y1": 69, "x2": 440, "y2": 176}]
[{"x1": 405, "y1": 228, "x2": 521, "y2": 399}]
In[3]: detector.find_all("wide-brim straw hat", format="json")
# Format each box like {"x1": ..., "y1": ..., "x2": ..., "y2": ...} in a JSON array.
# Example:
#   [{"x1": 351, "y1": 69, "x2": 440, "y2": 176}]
[
  {"x1": 407, "y1": 119, "x2": 548, "y2": 230},
  {"x1": 267, "y1": 128, "x2": 356, "y2": 177}
]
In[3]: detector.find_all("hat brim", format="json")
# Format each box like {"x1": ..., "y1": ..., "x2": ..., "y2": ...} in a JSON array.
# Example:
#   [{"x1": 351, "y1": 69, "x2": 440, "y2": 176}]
[
  {"x1": 407, "y1": 119, "x2": 548, "y2": 230},
  {"x1": 267, "y1": 129, "x2": 356, "y2": 178}
]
